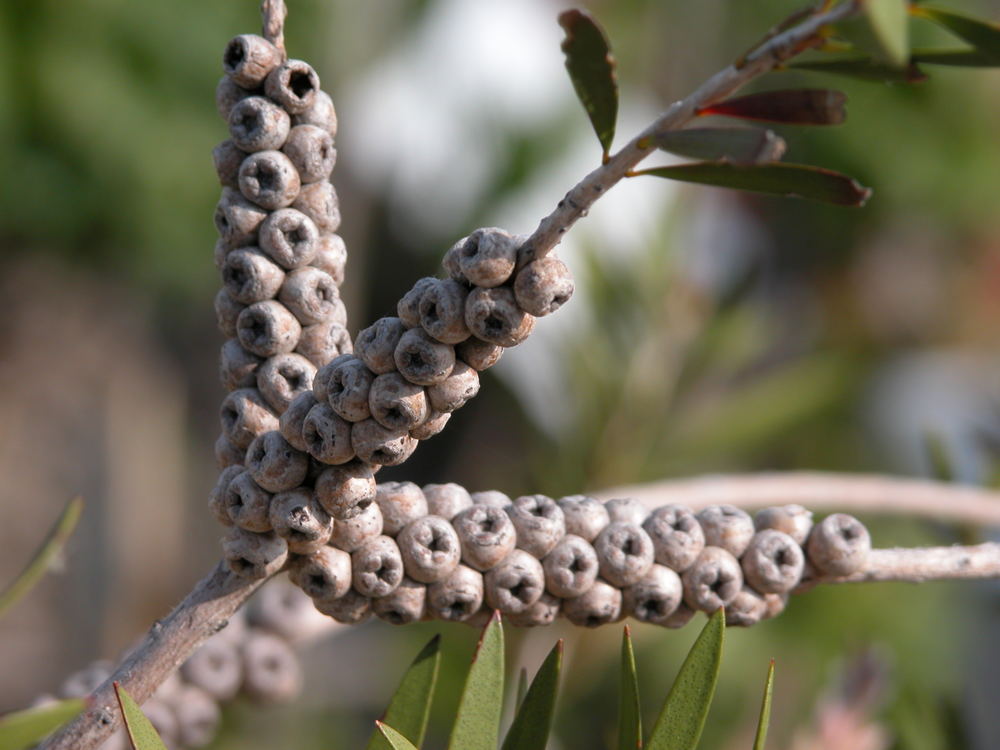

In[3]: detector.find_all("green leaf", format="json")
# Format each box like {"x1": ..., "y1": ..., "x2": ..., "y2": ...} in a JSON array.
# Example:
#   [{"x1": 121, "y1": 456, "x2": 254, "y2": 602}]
[
  {"x1": 0, "y1": 497, "x2": 83, "y2": 619},
  {"x1": 752, "y1": 660, "x2": 775, "y2": 750},
  {"x1": 651, "y1": 128, "x2": 785, "y2": 166},
  {"x1": 447, "y1": 611, "x2": 505, "y2": 750},
  {"x1": 912, "y1": 7, "x2": 1000, "y2": 63},
  {"x1": 515, "y1": 668, "x2": 529, "y2": 711},
  {"x1": 646, "y1": 609, "x2": 725, "y2": 750},
  {"x1": 636, "y1": 163, "x2": 871, "y2": 207},
  {"x1": 377, "y1": 722, "x2": 421, "y2": 750},
  {"x1": 618, "y1": 625, "x2": 643, "y2": 750},
  {"x1": 789, "y1": 57, "x2": 927, "y2": 83},
  {"x1": 911, "y1": 48, "x2": 998, "y2": 66},
  {"x1": 502, "y1": 640, "x2": 562, "y2": 750},
  {"x1": 860, "y1": 0, "x2": 910, "y2": 66},
  {"x1": 0, "y1": 699, "x2": 85, "y2": 750},
  {"x1": 367, "y1": 635, "x2": 441, "y2": 750},
  {"x1": 698, "y1": 89, "x2": 847, "y2": 125},
  {"x1": 114, "y1": 683, "x2": 168, "y2": 750},
  {"x1": 558, "y1": 8, "x2": 618, "y2": 157}
]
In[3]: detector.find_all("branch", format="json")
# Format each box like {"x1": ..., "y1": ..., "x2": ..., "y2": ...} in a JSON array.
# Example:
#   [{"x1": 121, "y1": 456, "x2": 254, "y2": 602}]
[{"x1": 261, "y1": 0, "x2": 287, "y2": 60}]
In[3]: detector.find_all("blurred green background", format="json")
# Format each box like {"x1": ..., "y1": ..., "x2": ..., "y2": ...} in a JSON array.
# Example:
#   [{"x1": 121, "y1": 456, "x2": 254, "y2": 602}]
[{"x1": 1, "y1": 0, "x2": 1000, "y2": 748}]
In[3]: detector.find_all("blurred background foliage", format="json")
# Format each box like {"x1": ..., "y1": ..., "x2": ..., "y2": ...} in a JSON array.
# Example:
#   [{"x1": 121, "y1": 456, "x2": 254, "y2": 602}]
[{"x1": 2, "y1": 0, "x2": 1000, "y2": 748}]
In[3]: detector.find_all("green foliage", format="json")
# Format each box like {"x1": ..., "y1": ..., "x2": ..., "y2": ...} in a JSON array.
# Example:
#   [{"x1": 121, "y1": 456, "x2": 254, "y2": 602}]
[
  {"x1": 751, "y1": 660, "x2": 775, "y2": 750},
  {"x1": 859, "y1": 0, "x2": 910, "y2": 67},
  {"x1": 377, "y1": 722, "x2": 421, "y2": 750},
  {"x1": 367, "y1": 635, "x2": 441, "y2": 750},
  {"x1": 558, "y1": 8, "x2": 619, "y2": 158},
  {"x1": 501, "y1": 640, "x2": 562, "y2": 750},
  {"x1": 0, "y1": 699, "x2": 84, "y2": 750},
  {"x1": 617, "y1": 626, "x2": 643, "y2": 750},
  {"x1": 447, "y1": 612, "x2": 505, "y2": 750},
  {"x1": 651, "y1": 128, "x2": 786, "y2": 166},
  {"x1": 115, "y1": 683, "x2": 168, "y2": 750},
  {"x1": 912, "y1": 6, "x2": 1000, "y2": 63}
]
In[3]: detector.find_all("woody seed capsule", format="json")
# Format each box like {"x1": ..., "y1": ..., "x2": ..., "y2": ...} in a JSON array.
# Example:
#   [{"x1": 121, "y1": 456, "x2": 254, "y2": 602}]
[
  {"x1": 455, "y1": 227, "x2": 520, "y2": 288},
  {"x1": 279, "y1": 266, "x2": 343, "y2": 325},
  {"x1": 224, "y1": 470, "x2": 273, "y2": 532},
  {"x1": 423, "y1": 483, "x2": 473, "y2": 521},
  {"x1": 373, "y1": 578, "x2": 427, "y2": 625},
  {"x1": 314, "y1": 588, "x2": 372, "y2": 624},
  {"x1": 397, "y1": 515, "x2": 461, "y2": 583},
  {"x1": 223, "y1": 247, "x2": 285, "y2": 304},
  {"x1": 312, "y1": 233, "x2": 347, "y2": 284},
  {"x1": 220, "y1": 338, "x2": 262, "y2": 391},
  {"x1": 220, "y1": 388, "x2": 278, "y2": 449},
  {"x1": 264, "y1": 59, "x2": 320, "y2": 114},
  {"x1": 256, "y1": 352, "x2": 316, "y2": 413},
  {"x1": 805, "y1": 513, "x2": 871, "y2": 577},
  {"x1": 181, "y1": 637, "x2": 242, "y2": 700},
  {"x1": 169, "y1": 685, "x2": 221, "y2": 749},
  {"x1": 484, "y1": 549, "x2": 545, "y2": 614},
  {"x1": 215, "y1": 75, "x2": 251, "y2": 121},
  {"x1": 464, "y1": 286, "x2": 535, "y2": 347},
  {"x1": 241, "y1": 631, "x2": 303, "y2": 703},
  {"x1": 696, "y1": 505, "x2": 755, "y2": 558},
  {"x1": 259, "y1": 208, "x2": 319, "y2": 269},
  {"x1": 351, "y1": 419, "x2": 418, "y2": 467},
  {"x1": 453, "y1": 504, "x2": 517, "y2": 571},
  {"x1": 557, "y1": 495, "x2": 610, "y2": 543},
  {"x1": 394, "y1": 327, "x2": 455, "y2": 386},
  {"x1": 507, "y1": 494, "x2": 565, "y2": 559},
  {"x1": 59, "y1": 661, "x2": 112, "y2": 699},
  {"x1": 741, "y1": 529, "x2": 805, "y2": 594},
  {"x1": 442, "y1": 238, "x2": 467, "y2": 283},
  {"x1": 426, "y1": 564, "x2": 484, "y2": 622},
  {"x1": 419, "y1": 278, "x2": 471, "y2": 344},
  {"x1": 761, "y1": 592, "x2": 788, "y2": 620},
  {"x1": 663, "y1": 602, "x2": 696, "y2": 629},
  {"x1": 213, "y1": 139, "x2": 247, "y2": 189},
  {"x1": 222, "y1": 528, "x2": 288, "y2": 579},
  {"x1": 410, "y1": 411, "x2": 451, "y2": 440},
  {"x1": 289, "y1": 545, "x2": 352, "y2": 600},
  {"x1": 245, "y1": 579, "x2": 324, "y2": 643},
  {"x1": 369, "y1": 372, "x2": 429, "y2": 431},
  {"x1": 296, "y1": 320, "x2": 352, "y2": 367},
  {"x1": 215, "y1": 188, "x2": 267, "y2": 250},
  {"x1": 352, "y1": 535, "x2": 404, "y2": 598},
  {"x1": 223, "y1": 34, "x2": 281, "y2": 88},
  {"x1": 239, "y1": 150, "x2": 301, "y2": 210},
  {"x1": 313, "y1": 354, "x2": 352, "y2": 403},
  {"x1": 135, "y1": 699, "x2": 179, "y2": 747},
  {"x1": 209, "y1": 465, "x2": 243, "y2": 527},
  {"x1": 279, "y1": 391, "x2": 317, "y2": 452},
  {"x1": 314, "y1": 460, "x2": 376, "y2": 519},
  {"x1": 282, "y1": 124, "x2": 336, "y2": 184},
  {"x1": 724, "y1": 586, "x2": 768, "y2": 628},
  {"x1": 542, "y1": 534, "x2": 599, "y2": 598},
  {"x1": 215, "y1": 433, "x2": 245, "y2": 469},
  {"x1": 563, "y1": 579, "x2": 622, "y2": 628},
  {"x1": 754, "y1": 504, "x2": 814, "y2": 545},
  {"x1": 506, "y1": 592, "x2": 561, "y2": 628},
  {"x1": 681, "y1": 546, "x2": 743, "y2": 612},
  {"x1": 374, "y1": 481, "x2": 429, "y2": 536},
  {"x1": 470, "y1": 490, "x2": 511, "y2": 509},
  {"x1": 246, "y1": 431, "x2": 309, "y2": 493},
  {"x1": 292, "y1": 180, "x2": 341, "y2": 232},
  {"x1": 427, "y1": 360, "x2": 479, "y2": 413},
  {"x1": 397, "y1": 277, "x2": 437, "y2": 328},
  {"x1": 302, "y1": 402, "x2": 355, "y2": 465},
  {"x1": 455, "y1": 337, "x2": 503, "y2": 371},
  {"x1": 293, "y1": 89, "x2": 337, "y2": 137},
  {"x1": 330, "y1": 499, "x2": 383, "y2": 552},
  {"x1": 228, "y1": 96, "x2": 290, "y2": 153},
  {"x1": 326, "y1": 356, "x2": 374, "y2": 421},
  {"x1": 624, "y1": 565, "x2": 684, "y2": 626},
  {"x1": 514, "y1": 256, "x2": 574, "y2": 317},
  {"x1": 604, "y1": 497, "x2": 649, "y2": 526},
  {"x1": 237, "y1": 300, "x2": 302, "y2": 357},
  {"x1": 643, "y1": 505, "x2": 705, "y2": 572},
  {"x1": 269, "y1": 488, "x2": 333, "y2": 554},
  {"x1": 215, "y1": 289, "x2": 245, "y2": 338},
  {"x1": 594, "y1": 522, "x2": 655, "y2": 587},
  {"x1": 356, "y1": 317, "x2": 407, "y2": 374}
]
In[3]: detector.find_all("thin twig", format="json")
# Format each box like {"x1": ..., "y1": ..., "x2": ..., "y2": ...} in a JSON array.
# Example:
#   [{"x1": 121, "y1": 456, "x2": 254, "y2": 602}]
[{"x1": 262, "y1": 0, "x2": 287, "y2": 61}]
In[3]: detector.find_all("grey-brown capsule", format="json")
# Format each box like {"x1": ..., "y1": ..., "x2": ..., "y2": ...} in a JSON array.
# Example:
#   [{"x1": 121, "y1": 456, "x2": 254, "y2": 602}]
[
  {"x1": 442, "y1": 237, "x2": 468, "y2": 283},
  {"x1": 394, "y1": 327, "x2": 456, "y2": 386},
  {"x1": 293, "y1": 90, "x2": 338, "y2": 137},
  {"x1": 228, "y1": 96, "x2": 290, "y2": 153},
  {"x1": 696, "y1": 505, "x2": 755, "y2": 558},
  {"x1": 805, "y1": 513, "x2": 871, "y2": 577},
  {"x1": 223, "y1": 34, "x2": 281, "y2": 88},
  {"x1": 724, "y1": 586, "x2": 768, "y2": 628},
  {"x1": 464, "y1": 286, "x2": 535, "y2": 347},
  {"x1": 741, "y1": 529, "x2": 804, "y2": 594},
  {"x1": 542, "y1": 534, "x2": 598, "y2": 598},
  {"x1": 326, "y1": 356, "x2": 375, "y2": 421},
  {"x1": 223, "y1": 247, "x2": 285, "y2": 304},
  {"x1": 256, "y1": 352, "x2": 316, "y2": 413},
  {"x1": 215, "y1": 288, "x2": 245, "y2": 338},
  {"x1": 279, "y1": 266, "x2": 343, "y2": 325},
  {"x1": 663, "y1": 602, "x2": 696, "y2": 629},
  {"x1": 246, "y1": 431, "x2": 309, "y2": 493},
  {"x1": 213, "y1": 139, "x2": 247, "y2": 189},
  {"x1": 259, "y1": 208, "x2": 319, "y2": 269},
  {"x1": 135, "y1": 699, "x2": 179, "y2": 748},
  {"x1": 216, "y1": 75, "x2": 252, "y2": 121},
  {"x1": 455, "y1": 227, "x2": 520, "y2": 288},
  {"x1": 313, "y1": 354, "x2": 352, "y2": 404},
  {"x1": 168, "y1": 685, "x2": 221, "y2": 749},
  {"x1": 470, "y1": 490, "x2": 511, "y2": 509},
  {"x1": 59, "y1": 661, "x2": 112, "y2": 699},
  {"x1": 296, "y1": 320, "x2": 352, "y2": 367},
  {"x1": 214, "y1": 237, "x2": 231, "y2": 270},
  {"x1": 422, "y1": 483, "x2": 473, "y2": 521},
  {"x1": 289, "y1": 545, "x2": 352, "y2": 600},
  {"x1": 215, "y1": 433, "x2": 245, "y2": 469},
  {"x1": 562, "y1": 579, "x2": 622, "y2": 628},
  {"x1": 427, "y1": 360, "x2": 479, "y2": 413},
  {"x1": 410, "y1": 411, "x2": 451, "y2": 440},
  {"x1": 314, "y1": 460, "x2": 376, "y2": 520},
  {"x1": 220, "y1": 338, "x2": 262, "y2": 391},
  {"x1": 373, "y1": 577, "x2": 427, "y2": 625},
  {"x1": 507, "y1": 494, "x2": 565, "y2": 559},
  {"x1": 292, "y1": 180, "x2": 341, "y2": 232},
  {"x1": 397, "y1": 277, "x2": 437, "y2": 329},
  {"x1": 351, "y1": 419, "x2": 418, "y2": 467},
  {"x1": 314, "y1": 588, "x2": 372, "y2": 624},
  {"x1": 397, "y1": 515, "x2": 461, "y2": 583},
  {"x1": 330, "y1": 499, "x2": 383, "y2": 552},
  {"x1": 220, "y1": 387, "x2": 279, "y2": 449},
  {"x1": 369, "y1": 372, "x2": 429, "y2": 431},
  {"x1": 506, "y1": 592, "x2": 561, "y2": 628},
  {"x1": 222, "y1": 528, "x2": 288, "y2": 579},
  {"x1": 643, "y1": 504, "x2": 705, "y2": 572},
  {"x1": 594, "y1": 522, "x2": 655, "y2": 587},
  {"x1": 420, "y1": 278, "x2": 471, "y2": 344},
  {"x1": 604, "y1": 497, "x2": 649, "y2": 526},
  {"x1": 209, "y1": 465, "x2": 243, "y2": 527},
  {"x1": 302, "y1": 402, "x2": 355, "y2": 465},
  {"x1": 225, "y1": 470, "x2": 273, "y2": 532},
  {"x1": 352, "y1": 535, "x2": 404, "y2": 598},
  {"x1": 455, "y1": 337, "x2": 503, "y2": 371},
  {"x1": 264, "y1": 59, "x2": 320, "y2": 114},
  {"x1": 279, "y1": 391, "x2": 318, "y2": 452},
  {"x1": 241, "y1": 631, "x2": 303, "y2": 703},
  {"x1": 557, "y1": 495, "x2": 610, "y2": 543},
  {"x1": 681, "y1": 546, "x2": 743, "y2": 612},
  {"x1": 453, "y1": 504, "x2": 517, "y2": 571},
  {"x1": 239, "y1": 150, "x2": 301, "y2": 210},
  {"x1": 283, "y1": 124, "x2": 336, "y2": 183},
  {"x1": 761, "y1": 592, "x2": 788, "y2": 621},
  {"x1": 215, "y1": 188, "x2": 268, "y2": 250},
  {"x1": 623, "y1": 565, "x2": 683, "y2": 626},
  {"x1": 313, "y1": 233, "x2": 347, "y2": 285},
  {"x1": 269, "y1": 488, "x2": 333, "y2": 554},
  {"x1": 514, "y1": 256, "x2": 574, "y2": 317},
  {"x1": 426, "y1": 564, "x2": 484, "y2": 622},
  {"x1": 374, "y1": 481, "x2": 429, "y2": 536},
  {"x1": 484, "y1": 549, "x2": 545, "y2": 614},
  {"x1": 237, "y1": 300, "x2": 302, "y2": 357},
  {"x1": 754, "y1": 504, "x2": 814, "y2": 545},
  {"x1": 356, "y1": 317, "x2": 406, "y2": 374},
  {"x1": 181, "y1": 636, "x2": 242, "y2": 701},
  {"x1": 246, "y1": 579, "x2": 327, "y2": 643}
]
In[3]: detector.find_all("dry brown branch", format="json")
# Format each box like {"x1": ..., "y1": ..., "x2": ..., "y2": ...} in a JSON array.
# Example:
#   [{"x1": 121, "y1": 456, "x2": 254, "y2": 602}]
[{"x1": 261, "y1": 0, "x2": 287, "y2": 60}]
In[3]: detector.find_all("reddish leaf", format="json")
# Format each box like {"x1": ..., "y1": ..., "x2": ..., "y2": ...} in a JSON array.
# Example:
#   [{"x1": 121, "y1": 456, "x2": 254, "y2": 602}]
[
  {"x1": 698, "y1": 89, "x2": 847, "y2": 125},
  {"x1": 558, "y1": 9, "x2": 619, "y2": 157}
]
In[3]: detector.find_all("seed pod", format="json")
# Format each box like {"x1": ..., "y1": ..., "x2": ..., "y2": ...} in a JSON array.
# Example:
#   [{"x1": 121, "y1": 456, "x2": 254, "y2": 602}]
[
  {"x1": 223, "y1": 34, "x2": 281, "y2": 88},
  {"x1": 293, "y1": 89, "x2": 337, "y2": 136},
  {"x1": 696, "y1": 505, "x2": 755, "y2": 558},
  {"x1": 741, "y1": 529, "x2": 804, "y2": 594},
  {"x1": 314, "y1": 588, "x2": 372, "y2": 624},
  {"x1": 442, "y1": 237, "x2": 468, "y2": 283},
  {"x1": 214, "y1": 238, "x2": 231, "y2": 270},
  {"x1": 470, "y1": 490, "x2": 511, "y2": 509},
  {"x1": 514, "y1": 256, "x2": 574, "y2": 317},
  {"x1": 455, "y1": 337, "x2": 503, "y2": 371},
  {"x1": 246, "y1": 431, "x2": 309, "y2": 493},
  {"x1": 296, "y1": 320, "x2": 352, "y2": 367},
  {"x1": 356, "y1": 317, "x2": 406, "y2": 374},
  {"x1": 369, "y1": 372, "x2": 429, "y2": 431},
  {"x1": 225, "y1": 470, "x2": 273, "y2": 532},
  {"x1": 557, "y1": 495, "x2": 610, "y2": 543},
  {"x1": 313, "y1": 354, "x2": 352, "y2": 403},
  {"x1": 181, "y1": 636, "x2": 242, "y2": 700},
  {"x1": 215, "y1": 433, "x2": 245, "y2": 469},
  {"x1": 507, "y1": 494, "x2": 565, "y2": 559},
  {"x1": 623, "y1": 565, "x2": 683, "y2": 626},
  {"x1": 216, "y1": 75, "x2": 252, "y2": 121},
  {"x1": 259, "y1": 208, "x2": 319, "y2": 269},
  {"x1": 724, "y1": 586, "x2": 768, "y2": 628},
  {"x1": 167, "y1": 685, "x2": 220, "y2": 749},
  {"x1": 423, "y1": 483, "x2": 473, "y2": 521},
  {"x1": 330, "y1": 499, "x2": 383, "y2": 552},
  {"x1": 59, "y1": 661, "x2": 112, "y2": 698},
  {"x1": 410, "y1": 411, "x2": 451, "y2": 440},
  {"x1": 419, "y1": 279, "x2": 471, "y2": 344},
  {"x1": 314, "y1": 460, "x2": 376, "y2": 519},
  {"x1": 464, "y1": 286, "x2": 535, "y2": 347},
  {"x1": 506, "y1": 592, "x2": 560, "y2": 628},
  {"x1": 484, "y1": 549, "x2": 545, "y2": 614},
  {"x1": 397, "y1": 515, "x2": 461, "y2": 583},
  {"x1": 282, "y1": 124, "x2": 336, "y2": 183},
  {"x1": 302, "y1": 402, "x2": 355, "y2": 464},
  {"x1": 352, "y1": 535, "x2": 404, "y2": 597},
  {"x1": 563, "y1": 579, "x2": 622, "y2": 628},
  {"x1": 269, "y1": 488, "x2": 333, "y2": 554},
  {"x1": 215, "y1": 288, "x2": 247, "y2": 340},
  {"x1": 663, "y1": 602, "x2": 696, "y2": 629},
  {"x1": 220, "y1": 338, "x2": 262, "y2": 391},
  {"x1": 246, "y1": 578, "x2": 328, "y2": 643},
  {"x1": 292, "y1": 180, "x2": 341, "y2": 232},
  {"x1": 373, "y1": 481, "x2": 428, "y2": 536},
  {"x1": 397, "y1": 277, "x2": 437, "y2": 328},
  {"x1": 681, "y1": 546, "x2": 743, "y2": 612},
  {"x1": 239, "y1": 150, "x2": 301, "y2": 210},
  {"x1": 241, "y1": 631, "x2": 303, "y2": 703},
  {"x1": 594, "y1": 522, "x2": 655, "y2": 587},
  {"x1": 604, "y1": 497, "x2": 649, "y2": 526},
  {"x1": 209, "y1": 465, "x2": 243, "y2": 527},
  {"x1": 313, "y1": 233, "x2": 347, "y2": 284},
  {"x1": 228, "y1": 96, "x2": 290, "y2": 153},
  {"x1": 427, "y1": 360, "x2": 479, "y2": 413},
  {"x1": 279, "y1": 391, "x2": 317, "y2": 451},
  {"x1": 279, "y1": 266, "x2": 343, "y2": 325},
  {"x1": 643, "y1": 504, "x2": 705, "y2": 572},
  {"x1": 289, "y1": 545, "x2": 352, "y2": 600},
  {"x1": 256, "y1": 352, "x2": 316, "y2": 413},
  {"x1": 754, "y1": 504, "x2": 814, "y2": 545},
  {"x1": 265, "y1": 59, "x2": 320, "y2": 114},
  {"x1": 455, "y1": 227, "x2": 520, "y2": 288},
  {"x1": 237, "y1": 300, "x2": 302, "y2": 357},
  {"x1": 326, "y1": 355, "x2": 374, "y2": 421},
  {"x1": 761, "y1": 592, "x2": 788, "y2": 621},
  {"x1": 215, "y1": 188, "x2": 267, "y2": 250},
  {"x1": 805, "y1": 513, "x2": 871, "y2": 577},
  {"x1": 373, "y1": 577, "x2": 427, "y2": 625},
  {"x1": 351, "y1": 419, "x2": 418, "y2": 467},
  {"x1": 426, "y1": 564, "x2": 484, "y2": 622},
  {"x1": 393, "y1": 327, "x2": 456, "y2": 387},
  {"x1": 542, "y1": 534, "x2": 598, "y2": 598},
  {"x1": 453, "y1": 504, "x2": 517, "y2": 571},
  {"x1": 223, "y1": 247, "x2": 285, "y2": 304},
  {"x1": 222, "y1": 528, "x2": 288, "y2": 579},
  {"x1": 220, "y1": 388, "x2": 278, "y2": 449},
  {"x1": 213, "y1": 139, "x2": 247, "y2": 189}
]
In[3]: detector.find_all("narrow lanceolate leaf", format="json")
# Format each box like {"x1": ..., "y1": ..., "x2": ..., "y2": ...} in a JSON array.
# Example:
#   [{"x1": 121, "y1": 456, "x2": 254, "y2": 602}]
[
  {"x1": 0, "y1": 699, "x2": 84, "y2": 750},
  {"x1": 618, "y1": 626, "x2": 643, "y2": 750},
  {"x1": 752, "y1": 660, "x2": 775, "y2": 750},
  {"x1": 651, "y1": 128, "x2": 786, "y2": 166},
  {"x1": 366, "y1": 635, "x2": 441, "y2": 750},
  {"x1": 0, "y1": 497, "x2": 83, "y2": 619},
  {"x1": 515, "y1": 668, "x2": 529, "y2": 711},
  {"x1": 646, "y1": 610, "x2": 725, "y2": 750},
  {"x1": 861, "y1": 0, "x2": 910, "y2": 67},
  {"x1": 558, "y1": 8, "x2": 618, "y2": 158},
  {"x1": 912, "y1": 7, "x2": 1000, "y2": 63},
  {"x1": 377, "y1": 722, "x2": 421, "y2": 750},
  {"x1": 911, "y1": 48, "x2": 997, "y2": 66},
  {"x1": 789, "y1": 57, "x2": 927, "y2": 83},
  {"x1": 502, "y1": 640, "x2": 562, "y2": 750},
  {"x1": 447, "y1": 611, "x2": 505, "y2": 750},
  {"x1": 698, "y1": 90, "x2": 847, "y2": 126},
  {"x1": 115, "y1": 683, "x2": 168, "y2": 750},
  {"x1": 636, "y1": 163, "x2": 872, "y2": 207}
]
